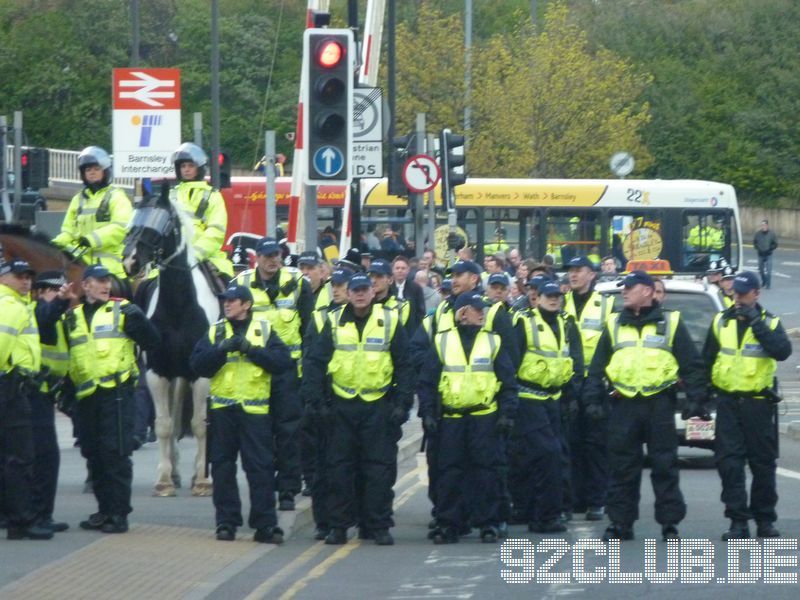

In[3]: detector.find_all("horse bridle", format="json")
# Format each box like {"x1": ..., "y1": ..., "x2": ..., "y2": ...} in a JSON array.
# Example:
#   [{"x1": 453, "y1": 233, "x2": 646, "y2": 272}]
[{"x1": 128, "y1": 205, "x2": 194, "y2": 273}]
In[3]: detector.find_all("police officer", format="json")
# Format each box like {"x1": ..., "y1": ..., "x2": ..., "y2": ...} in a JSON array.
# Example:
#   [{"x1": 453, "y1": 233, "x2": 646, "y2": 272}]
[
  {"x1": 0, "y1": 259, "x2": 54, "y2": 540},
  {"x1": 190, "y1": 284, "x2": 293, "y2": 543},
  {"x1": 301, "y1": 274, "x2": 413, "y2": 546},
  {"x1": 703, "y1": 271, "x2": 792, "y2": 540},
  {"x1": 417, "y1": 291, "x2": 518, "y2": 544},
  {"x1": 233, "y1": 237, "x2": 314, "y2": 510},
  {"x1": 563, "y1": 255, "x2": 614, "y2": 520},
  {"x1": 584, "y1": 270, "x2": 707, "y2": 541},
  {"x1": 69, "y1": 265, "x2": 160, "y2": 534},
  {"x1": 717, "y1": 266, "x2": 736, "y2": 308},
  {"x1": 31, "y1": 271, "x2": 76, "y2": 533},
  {"x1": 302, "y1": 268, "x2": 352, "y2": 541},
  {"x1": 486, "y1": 272, "x2": 512, "y2": 310},
  {"x1": 368, "y1": 259, "x2": 413, "y2": 334},
  {"x1": 511, "y1": 279, "x2": 583, "y2": 533},
  {"x1": 52, "y1": 146, "x2": 132, "y2": 283},
  {"x1": 170, "y1": 142, "x2": 234, "y2": 279}
]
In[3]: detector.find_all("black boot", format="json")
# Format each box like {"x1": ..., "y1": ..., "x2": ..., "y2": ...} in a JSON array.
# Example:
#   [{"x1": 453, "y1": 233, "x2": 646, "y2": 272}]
[
  {"x1": 662, "y1": 524, "x2": 679, "y2": 541},
  {"x1": 431, "y1": 527, "x2": 459, "y2": 545},
  {"x1": 602, "y1": 523, "x2": 634, "y2": 542},
  {"x1": 254, "y1": 526, "x2": 284, "y2": 544},
  {"x1": 7, "y1": 524, "x2": 54, "y2": 540},
  {"x1": 216, "y1": 524, "x2": 236, "y2": 541},
  {"x1": 480, "y1": 526, "x2": 499, "y2": 543},
  {"x1": 101, "y1": 515, "x2": 129, "y2": 534},
  {"x1": 79, "y1": 512, "x2": 108, "y2": 531},
  {"x1": 721, "y1": 520, "x2": 750, "y2": 541},
  {"x1": 278, "y1": 492, "x2": 295, "y2": 511},
  {"x1": 756, "y1": 522, "x2": 780, "y2": 538},
  {"x1": 585, "y1": 507, "x2": 604, "y2": 521},
  {"x1": 529, "y1": 519, "x2": 567, "y2": 534},
  {"x1": 373, "y1": 529, "x2": 394, "y2": 546},
  {"x1": 325, "y1": 528, "x2": 347, "y2": 545}
]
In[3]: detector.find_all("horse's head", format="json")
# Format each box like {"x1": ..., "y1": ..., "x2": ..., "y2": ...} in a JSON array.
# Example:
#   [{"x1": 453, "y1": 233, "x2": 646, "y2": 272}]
[{"x1": 123, "y1": 184, "x2": 183, "y2": 277}]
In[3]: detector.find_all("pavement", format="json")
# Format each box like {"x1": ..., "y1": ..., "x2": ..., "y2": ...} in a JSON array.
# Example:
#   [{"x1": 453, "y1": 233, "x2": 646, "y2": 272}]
[{"x1": 0, "y1": 413, "x2": 423, "y2": 599}]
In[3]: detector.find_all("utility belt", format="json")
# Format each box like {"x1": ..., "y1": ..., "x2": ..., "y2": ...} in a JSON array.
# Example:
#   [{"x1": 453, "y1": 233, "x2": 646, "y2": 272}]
[
  {"x1": 442, "y1": 403, "x2": 494, "y2": 417},
  {"x1": 518, "y1": 381, "x2": 561, "y2": 400},
  {"x1": 1, "y1": 367, "x2": 47, "y2": 395},
  {"x1": 714, "y1": 386, "x2": 782, "y2": 404}
]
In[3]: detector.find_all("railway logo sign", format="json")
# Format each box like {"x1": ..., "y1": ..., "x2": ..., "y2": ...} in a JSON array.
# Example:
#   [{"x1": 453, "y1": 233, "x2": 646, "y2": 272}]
[
  {"x1": 112, "y1": 68, "x2": 181, "y2": 178},
  {"x1": 402, "y1": 154, "x2": 440, "y2": 193}
]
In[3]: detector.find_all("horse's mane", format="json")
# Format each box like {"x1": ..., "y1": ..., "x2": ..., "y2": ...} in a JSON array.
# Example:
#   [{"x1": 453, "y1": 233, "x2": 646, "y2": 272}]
[{"x1": 0, "y1": 223, "x2": 55, "y2": 247}]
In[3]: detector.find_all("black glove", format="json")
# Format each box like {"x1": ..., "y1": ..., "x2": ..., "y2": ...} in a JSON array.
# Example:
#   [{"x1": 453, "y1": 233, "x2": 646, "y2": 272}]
[
  {"x1": 736, "y1": 304, "x2": 761, "y2": 323},
  {"x1": 238, "y1": 337, "x2": 252, "y2": 353},
  {"x1": 422, "y1": 415, "x2": 439, "y2": 436},
  {"x1": 584, "y1": 402, "x2": 606, "y2": 420},
  {"x1": 77, "y1": 236, "x2": 92, "y2": 248},
  {"x1": 120, "y1": 303, "x2": 139, "y2": 317},
  {"x1": 389, "y1": 404, "x2": 408, "y2": 426},
  {"x1": 218, "y1": 336, "x2": 241, "y2": 353},
  {"x1": 681, "y1": 402, "x2": 711, "y2": 421},
  {"x1": 495, "y1": 415, "x2": 514, "y2": 437}
]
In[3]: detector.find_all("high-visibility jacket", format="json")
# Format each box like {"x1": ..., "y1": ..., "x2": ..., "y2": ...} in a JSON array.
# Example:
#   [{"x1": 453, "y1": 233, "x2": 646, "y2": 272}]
[
  {"x1": 208, "y1": 318, "x2": 274, "y2": 414},
  {"x1": 688, "y1": 225, "x2": 724, "y2": 251},
  {"x1": 515, "y1": 308, "x2": 573, "y2": 399},
  {"x1": 66, "y1": 300, "x2": 137, "y2": 399},
  {"x1": 35, "y1": 300, "x2": 70, "y2": 392},
  {"x1": 328, "y1": 304, "x2": 397, "y2": 401},
  {"x1": 52, "y1": 185, "x2": 132, "y2": 278},
  {"x1": 0, "y1": 284, "x2": 41, "y2": 377},
  {"x1": 435, "y1": 327, "x2": 501, "y2": 416},
  {"x1": 483, "y1": 241, "x2": 509, "y2": 255},
  {"x1": 485, "y1": 301, "x2": 506, "y2": 332},
  {"x1": 564, "y1": 290, "x2": 614, "y2": 374},
  {"x1": 170, "y1": 181, "x2": 233, "y2": 276},
  {"x1": 235, "y1": 268, "x2": 304, "y2": 360},
  {"x1": 605, "y1": 311, "x2": 680, "y2": 398},
  {"x1": 314, "y1": 282, "x2": 332, "y2": 311},
  {"x1": 381, "y1": 294, "x2": 410, "y2": 326},
  {"x1": 711, "y1": 310, "x2": 779, "y2": 393}
]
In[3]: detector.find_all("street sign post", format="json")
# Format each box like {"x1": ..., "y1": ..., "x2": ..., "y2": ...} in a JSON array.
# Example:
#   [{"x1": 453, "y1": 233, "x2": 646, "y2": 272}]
[
  {"x1": 112, "y1": 68, "x2": 181, "y2": 179},
  {"x1": 402, "y1": 154, "x2": 440, "y2": 193},
  {"x1": 352, "y1": 86, "x2": 383, "y2": 178},
  {"x1": 610, "y1": 151, "x2": 635, "y2": 178}
]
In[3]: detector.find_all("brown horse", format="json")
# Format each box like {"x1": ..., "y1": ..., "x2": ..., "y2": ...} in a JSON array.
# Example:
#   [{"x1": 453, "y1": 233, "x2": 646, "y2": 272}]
[{"x1": 0, "y1": 223, "x2": 131, "y2": 298}]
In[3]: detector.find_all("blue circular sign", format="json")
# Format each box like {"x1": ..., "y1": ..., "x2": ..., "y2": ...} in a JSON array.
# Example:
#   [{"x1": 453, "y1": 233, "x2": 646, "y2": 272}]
[{"x1": 312, "y1": 146, "x2": 345, "y2": 178}]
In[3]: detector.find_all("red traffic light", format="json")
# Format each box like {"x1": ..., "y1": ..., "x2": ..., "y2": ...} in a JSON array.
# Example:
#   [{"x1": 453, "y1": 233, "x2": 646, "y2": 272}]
[
  {"x1": 316, "y1": 40, "x2": 344, "y2": 68},
  {"x1": 218, "y1": 153, "x2": 225, "y2": 166},
  {"x1": 21, "y1": 152, "x2": 29, "y2": 168}
]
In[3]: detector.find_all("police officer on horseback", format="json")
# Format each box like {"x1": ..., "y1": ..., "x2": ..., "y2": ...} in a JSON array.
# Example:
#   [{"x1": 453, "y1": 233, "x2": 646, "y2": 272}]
[
  {"x1": 52, "y1": 146, "x2": 133, "y2": 283},
  {"x1": 170, "y1": 142, "x2": 233, "y2": 280}
]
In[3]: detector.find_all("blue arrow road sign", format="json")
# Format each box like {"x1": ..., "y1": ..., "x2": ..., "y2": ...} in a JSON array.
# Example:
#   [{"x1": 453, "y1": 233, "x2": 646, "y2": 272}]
[{"x1": 312, "y1": 146, "x2": 345, "y2": 178}]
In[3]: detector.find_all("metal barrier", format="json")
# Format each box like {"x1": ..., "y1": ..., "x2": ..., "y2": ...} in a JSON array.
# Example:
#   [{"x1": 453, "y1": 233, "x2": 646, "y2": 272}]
[{"x1": 5, "y1": 145, "x2": 136, "y2": 189}]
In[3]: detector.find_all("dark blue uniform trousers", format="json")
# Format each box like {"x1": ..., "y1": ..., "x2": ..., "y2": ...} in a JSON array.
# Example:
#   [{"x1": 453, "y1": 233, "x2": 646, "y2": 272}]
[
  {"x1": 326, "y1": 397, "x2": 396, "y2": 531},
  {"x1": 209, "y1": 405, "x2": 277, "y2": 530},
  {"x1": 606, "y1": 393, "x2": 686, "y2": 526},
  {"x1": 272, "y1": 368, "x2": 302, "y2": 496},
  {"x1": 30, "y1": 391, "x2": 60, "y2": 523},
  {"x1": 76, "y1": 385, "x2": 136, "y2": 518},
  {"x1": 509, "y1": 399, "x2": 563, "y2": 524},
  {"x1": 715, "y1": 394, "x2": 778, "y2": 523},
  {"x1": 436, "y1": 413, "x2": 503, "y2": 530},
  {"x1": 0, "y1": 377, "x2": 36, "y2": 527},
  {"x1": 568, "y1": 402, "x2": 609, "y2": 511}
]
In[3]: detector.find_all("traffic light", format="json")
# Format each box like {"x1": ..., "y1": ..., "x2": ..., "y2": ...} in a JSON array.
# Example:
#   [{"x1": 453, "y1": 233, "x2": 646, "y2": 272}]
[
  {"x1": 21, "y1": 147, "x2": 49, "y2": 190},
  {"x1": 303, "y1": 28, "x2": 354, "y2": 185},
  {"x1": 439, "y1": 129, "x2": 466, "y2": 211},
  {"x1": 388, "y1": 133, "x2": 416, "y2": 198},
  {"x1": 218, "y1": 151, "x2": 231, "y2": 188}
]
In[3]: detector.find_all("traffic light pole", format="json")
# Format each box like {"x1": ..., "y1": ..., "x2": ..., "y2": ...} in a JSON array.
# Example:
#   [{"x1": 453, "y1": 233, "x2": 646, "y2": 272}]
[
  {"x1": 265, "y1": 130, "x2": 277, "y2": 238},
  {"x1": 426, "y1": 131, "x2": 436, "y2": 250},
  {"x1": 413, "y1": 113, "x2": 425, "y2": 258},
  {"x1": 0, "y1": 115, "x2": 10, "y2": 223},
  {"x1": 12, "y1": 111, "x2": 22, "y2": 222}
]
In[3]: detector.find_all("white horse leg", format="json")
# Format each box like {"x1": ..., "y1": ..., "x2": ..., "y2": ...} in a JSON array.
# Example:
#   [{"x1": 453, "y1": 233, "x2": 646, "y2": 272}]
[
  {"x1": 149, "y1": 371, "x2": 176, "y2": 497},
  {"x1": 170, "y1": 378, "x2": 188, "y2": 489},
  {"x1": 190, "y1": 377, "x2": 212, "y2": 496}
]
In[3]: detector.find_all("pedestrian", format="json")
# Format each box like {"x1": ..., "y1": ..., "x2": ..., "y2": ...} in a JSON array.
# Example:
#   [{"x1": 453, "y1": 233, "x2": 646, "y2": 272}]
[
  {"x1": 51, "y1": 146, "x2": 132, "y2": 287},
  {"x1": 233, "y1": 236, "x2": 314, "y2": 511},
  {"x1": 391, "y1": 255, "x2": 426, "y2": 332},
  {"x1": 583, "y1": 270, "x2": 708, "y2": 541},
  {"x1": 170, "y1": 142, "x2": 234, "y2": 279},
  {"x1": 69, "y1": 265, "x2": 160, "y2": 534},
  {"x1": 597, "y1": 256, "x2": 619, "y2": 283},
  {"x1": 31, "y1": 270, "x2": 77, "y2": 533},
  {"x1": 0, "y1": 259, "x2": 54, "y2": 540},
  {"x1": 510, "y1": 279, "x2": 583, "y2": 533},
  {"x1": 417, "y1": 291, "x2": 518, "y2": 544},
  {"x1": 703, "y1": 271, "x2": 792, "y2": 540},
  {"x1": 563, "y1": 255, "x2": 614, "y2": 521},
  {"x1": 190, "y1": 284, "x2": 293, "y2": 543},
  {"x1": 301, "y1": 274, "x2": 413, "y2": 546},
  {"x1": 753, "y1": 220, "x2": 778, "y2": 289}
]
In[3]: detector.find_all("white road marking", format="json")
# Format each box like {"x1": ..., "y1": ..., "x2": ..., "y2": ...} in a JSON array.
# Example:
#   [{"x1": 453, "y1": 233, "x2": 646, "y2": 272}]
[
  {"x1": 777, "y1": 467, "x2": 800, "y2": 481},
  {"x1": 781, "y1": 261, "x2": 800, "y2": 267}
]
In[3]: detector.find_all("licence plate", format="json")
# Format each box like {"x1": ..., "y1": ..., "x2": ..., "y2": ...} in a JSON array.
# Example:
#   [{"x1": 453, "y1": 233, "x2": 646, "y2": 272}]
[{"x1": 685, "y1": 417, "x2": 715, "y2": 441}]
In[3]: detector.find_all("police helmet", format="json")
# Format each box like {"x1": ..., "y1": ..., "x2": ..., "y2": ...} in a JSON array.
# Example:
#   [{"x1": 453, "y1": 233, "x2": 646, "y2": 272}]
[
  {"x1": 78, "y1": 146, "x2": 112, "y2": 187},
  {"x1": 172, "y1": 142, "x2": 208, "y2": 180}
]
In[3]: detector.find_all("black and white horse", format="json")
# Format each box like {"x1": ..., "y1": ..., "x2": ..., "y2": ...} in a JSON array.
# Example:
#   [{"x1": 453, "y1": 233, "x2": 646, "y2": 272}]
[{"x1": 122, "y1": 186, "x2": 218, "y2": 497}]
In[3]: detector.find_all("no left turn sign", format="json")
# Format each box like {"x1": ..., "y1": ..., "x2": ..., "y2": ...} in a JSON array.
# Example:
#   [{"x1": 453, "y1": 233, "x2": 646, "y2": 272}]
[{"x1": 402, "y1": 154, "x2": 440, "y2": 193}]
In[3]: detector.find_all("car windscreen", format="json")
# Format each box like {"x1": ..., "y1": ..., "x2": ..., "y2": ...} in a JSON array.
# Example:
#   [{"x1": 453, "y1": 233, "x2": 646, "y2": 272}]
[{"x1": 606, "y1": 291, "x2": 718, "y2": 352}]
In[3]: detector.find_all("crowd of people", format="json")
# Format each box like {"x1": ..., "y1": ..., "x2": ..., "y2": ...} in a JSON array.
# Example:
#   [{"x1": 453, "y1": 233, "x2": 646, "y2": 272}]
[{"x1": 0, "y1": 141, "x2": 792, "y2": 549}]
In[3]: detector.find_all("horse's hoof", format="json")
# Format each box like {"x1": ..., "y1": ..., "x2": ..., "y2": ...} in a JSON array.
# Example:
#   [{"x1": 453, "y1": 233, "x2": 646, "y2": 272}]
[
  {"x1": 191, "y1": 482, "x2": 213, "y2": 497},
  {"x1": 171, "y1": 474, "x2": 182, "y2": 489},
  {"x1": 153, "y1": 483, "x2": 176, "y2": 497}
]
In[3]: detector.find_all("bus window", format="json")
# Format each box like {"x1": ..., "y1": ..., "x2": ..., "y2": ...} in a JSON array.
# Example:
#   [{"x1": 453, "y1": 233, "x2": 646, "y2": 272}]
[
  {"x1": 609, "y1": 212, "x2": 664, "y2": 272},
  {"x1": 545, "y1": 210, "x2": 602, "y2": 268},
  {"x1": 482, "y1": 209, "x2": 520, "y2": 257},
  {"x1": 681, "y1": 212, "x2": 727, "y2": 270}
]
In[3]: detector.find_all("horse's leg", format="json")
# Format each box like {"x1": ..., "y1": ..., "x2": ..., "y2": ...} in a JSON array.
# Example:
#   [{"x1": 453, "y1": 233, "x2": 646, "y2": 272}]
[
  {"x1": 149, "y1": 371, "x2": 176, "y2": 497},
  {"x1": 170, "y1": 379, "x2": 186, "y2": 489},
  {"x1": 191, "y1": 377, "x2": 212, "y2": 497}
]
